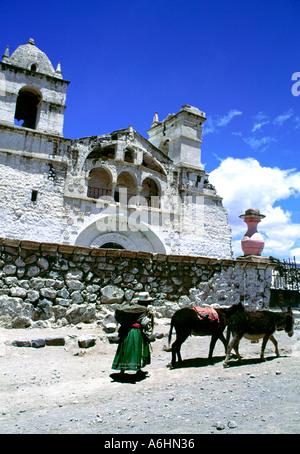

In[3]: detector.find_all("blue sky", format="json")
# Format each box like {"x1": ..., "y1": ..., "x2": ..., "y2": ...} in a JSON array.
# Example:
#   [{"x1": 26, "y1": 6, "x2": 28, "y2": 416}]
[{"x1": 1, "y1": 0, "x2": 300, "y2": 260}]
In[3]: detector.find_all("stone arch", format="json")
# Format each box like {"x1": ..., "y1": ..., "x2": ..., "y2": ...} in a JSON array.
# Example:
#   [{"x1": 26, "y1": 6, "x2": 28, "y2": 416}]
[
  {"x1": 160, "y1": 138, "x2": 170, "y2": 155},
  {"x1": 87, "y1": 167, "x2": 113, "y2": 199},
  {"x1": 115, "y1": 170, "x2": 138, "y2": 204},
  {"x1": 75, "y1": 214, "x2": 166, "y2": 254},
  {"x1": 140, "y1": 176, "x2": 161, "y2": 208},
  {"x1": 142, "y1": 150, "x2": 167, "y2": 175},
  {"x1": 14, "y1": 86, "x2": 42, "y2": 129},
  {"x1": 90, "y1": 233, "x2": 137, "y2": 250}
]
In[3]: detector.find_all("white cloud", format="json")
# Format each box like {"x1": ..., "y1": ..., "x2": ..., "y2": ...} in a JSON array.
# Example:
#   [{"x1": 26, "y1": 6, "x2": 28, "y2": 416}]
[
  {"x1": 251, "y1": 120, "x2": 269, "y2": 132},
  {"x1": 204, "y1": 109, "x2": 242, "y2": 135},
  {"x1": 209, "y1": 157, "x2": 300, "y2": 259},
  {"x1": 290, "y1": 247, "x2": 300, "y2": 263},
  {"x1": 243, "y1": 136, "x2": 276, "y2": 151},
  {"x1": 241, "y1": 110, "x2": 295, "y2": 152},
  {"x1": 273, "y1": 109, "x2": 293, "y2": 125},
  {"x1": 216, "y1": 109, "x2": 242, "y2": 127}
]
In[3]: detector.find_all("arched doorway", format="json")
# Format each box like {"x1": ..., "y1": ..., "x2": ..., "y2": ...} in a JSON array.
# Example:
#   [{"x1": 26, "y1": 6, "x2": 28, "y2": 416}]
[
  {"x1": 75, "y1": 215, "x2": 166, "y2": 254},
  {"x1": 14, "y1": 87, "x2": 42, "y2": 129}
]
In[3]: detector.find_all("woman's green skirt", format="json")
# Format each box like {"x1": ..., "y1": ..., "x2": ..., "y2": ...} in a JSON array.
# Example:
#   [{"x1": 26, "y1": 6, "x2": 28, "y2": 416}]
[{"x1": 112, "y1": 327, "x2": 151, "y2": 371}]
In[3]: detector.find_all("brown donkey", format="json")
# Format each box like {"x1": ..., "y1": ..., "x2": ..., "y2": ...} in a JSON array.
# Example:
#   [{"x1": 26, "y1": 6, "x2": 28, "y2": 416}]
[{"x1": 224, "y1": 307, "x2": 294, "y2": 367}]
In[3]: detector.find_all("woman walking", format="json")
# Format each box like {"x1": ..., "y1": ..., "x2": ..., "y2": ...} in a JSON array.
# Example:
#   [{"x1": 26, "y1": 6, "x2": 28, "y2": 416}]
[{"x1": 112, "y1": 292, "x2": 154, "y2": 377}]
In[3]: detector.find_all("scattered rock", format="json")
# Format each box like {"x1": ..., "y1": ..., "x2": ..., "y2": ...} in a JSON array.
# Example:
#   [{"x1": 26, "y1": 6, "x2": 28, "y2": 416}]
[
  {"x1": 228, "y1": 420, "x2": 237, "y2": 428},
  {"x1": 12, "y1": 339, "x2": 32, "y2": 347},
  {"x1": 78, "y1": 335, "x2": 96, "y2": 348},
  {"x1": 213, "y1": 421, "x2": 225, "y2": 430},
  {"x1": 103, "y1": 322, "x2": 117, "y2": 334},
  {"x1": 107, "y1": 333, "x2": 120, "y2": 343},
  {"x1": 45, "y1": 336, "x2": 65, "y2": 346},
  {"x1": 31, "y1": 338, "x2": 46, "y2": 348}
]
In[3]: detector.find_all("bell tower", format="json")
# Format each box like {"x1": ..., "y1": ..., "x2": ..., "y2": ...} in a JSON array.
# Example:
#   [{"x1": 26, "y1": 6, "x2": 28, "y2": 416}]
[
  {"x1": 147, "y1": 104, "x2": 206, "y2": 169},
  {"x1": 0, "y1": 38, "x2": 69, "y2": 136}
]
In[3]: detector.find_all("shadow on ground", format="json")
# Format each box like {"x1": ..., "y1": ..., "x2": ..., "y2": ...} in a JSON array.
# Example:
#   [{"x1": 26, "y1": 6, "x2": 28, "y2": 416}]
[
  {"x1": 109, "y1": 371, "x2": 149, "y2": 383},
  {"x1": 224, "y1": 354, "x2": 288, "y2": 368},
  {"x1": 169, "y1": 355, "x2": 225, "y2": 369}
]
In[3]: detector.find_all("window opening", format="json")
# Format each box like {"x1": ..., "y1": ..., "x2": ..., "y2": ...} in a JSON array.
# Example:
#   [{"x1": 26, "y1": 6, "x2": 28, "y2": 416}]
[
  {"x1": 124, "y1": 149, "x2": 134, "y2": 163},
  {"x1": 87, "y1": 167, "x2": 112, "y2": 200},
  {"x1": 14, "y1": 88, "x2": 41, "y2": 129},
  {"x1": 87, "y1": 146, "x2": 115, "y2": 161},
  {"x1": 114, "y1": 172, "x2": 137, "y2": 205},
  {"x1": 30, "y1": 64, "x2": 37, "y2": 71},
  {"x1": 141, "y1": 177, "x2": 160, "y2": 208},
  {"x1": 31, "y1": 190, "x2": 38, "y2": 202}
]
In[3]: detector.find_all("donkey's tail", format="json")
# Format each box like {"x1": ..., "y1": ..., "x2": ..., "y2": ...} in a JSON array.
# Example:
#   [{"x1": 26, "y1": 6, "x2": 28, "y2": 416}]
[
  {"x1": 226, "y1": 326, "x2": 231, "y2": 344},
  {"x1": 163, "y1": 317, "x2": 174, "y2": 352}
]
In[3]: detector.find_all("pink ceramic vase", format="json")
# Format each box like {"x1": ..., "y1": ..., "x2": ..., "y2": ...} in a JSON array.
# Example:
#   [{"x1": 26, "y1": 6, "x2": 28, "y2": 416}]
[{"x1": 239, "y1": 209, "x2": 265, "y2": 256}]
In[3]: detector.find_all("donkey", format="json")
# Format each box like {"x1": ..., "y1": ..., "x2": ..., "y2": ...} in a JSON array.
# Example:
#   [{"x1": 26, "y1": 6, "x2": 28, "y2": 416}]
[
  {"x1": 165, "y1": 303, "x2": 244, "y2": 367},
  {"x1": 223, "y1": 307, "x2": 294, "y2": 367}
]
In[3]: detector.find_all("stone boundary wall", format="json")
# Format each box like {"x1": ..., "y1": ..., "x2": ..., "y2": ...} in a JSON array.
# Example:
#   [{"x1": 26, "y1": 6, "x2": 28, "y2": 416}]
[{"x1": 0, "y1": 237, "x2": 274, "y2": 328}]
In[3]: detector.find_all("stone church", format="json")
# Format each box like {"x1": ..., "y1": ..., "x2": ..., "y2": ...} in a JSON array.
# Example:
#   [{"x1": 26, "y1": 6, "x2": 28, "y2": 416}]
[{"x1": 0, "y1": 39, "x2": 232, "y2": 258}]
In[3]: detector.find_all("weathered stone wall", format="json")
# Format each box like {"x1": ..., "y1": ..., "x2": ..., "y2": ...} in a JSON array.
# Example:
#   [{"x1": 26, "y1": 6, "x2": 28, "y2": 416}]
[
  {"x1": 0, "y1": 147, "x2": 68, "y2": 243},
  {"x1": 0, "y1": 237, "x2": 274, "y2": 328}
]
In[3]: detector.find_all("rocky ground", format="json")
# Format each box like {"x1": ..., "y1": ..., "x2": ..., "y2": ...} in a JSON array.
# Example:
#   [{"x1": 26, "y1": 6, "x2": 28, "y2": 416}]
[{"x1": 0, "y1": 317, "x2": 300, "y2": 435}]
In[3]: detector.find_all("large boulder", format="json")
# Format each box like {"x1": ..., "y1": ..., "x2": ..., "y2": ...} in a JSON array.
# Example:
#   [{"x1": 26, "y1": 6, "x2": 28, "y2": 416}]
[
  {"x1": 11, "y1": 315, "x2": 32, "y2": 329},
  {"x1": 100, "y1": 285, "x2": 124, "y2": 304},
  {"x1": 65, "y1": 304, "x2": 96, "y2": 324}
]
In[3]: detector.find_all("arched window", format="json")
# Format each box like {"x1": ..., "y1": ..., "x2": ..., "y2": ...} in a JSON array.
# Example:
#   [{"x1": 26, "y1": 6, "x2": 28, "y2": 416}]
[
  {"x1": 14, "y1": 87, "x2": 42, "y2": 129},
  {"x1": 115, "y1": 171, "x2": 137, "y2": 205},
  {"x1": 87, "y1": 167, "x2": 112, "y2": 199},
  {"x1": 141, "y1": 177, "x2": 160, "y2": 208},
  {"x1": 160, "y1": 138, "x2": 170, "y2": 155}
]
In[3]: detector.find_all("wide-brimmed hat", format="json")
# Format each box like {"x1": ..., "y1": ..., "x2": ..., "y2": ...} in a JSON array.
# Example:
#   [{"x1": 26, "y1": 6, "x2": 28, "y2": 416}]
[{"x1": 137, "y1": 292, "x2": 153, "y2": 305}]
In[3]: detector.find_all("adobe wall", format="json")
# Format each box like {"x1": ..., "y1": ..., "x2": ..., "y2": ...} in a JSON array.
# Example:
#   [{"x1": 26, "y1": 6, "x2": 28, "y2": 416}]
[{"x1": 0, "y1": 237, "x2": 274, "y2": 328}]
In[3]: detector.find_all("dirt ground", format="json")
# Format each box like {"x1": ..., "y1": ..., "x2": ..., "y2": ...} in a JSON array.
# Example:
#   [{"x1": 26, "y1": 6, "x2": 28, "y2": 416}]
[{"x1": 0, "y1": 317, "x2": 300, "y2": 435}]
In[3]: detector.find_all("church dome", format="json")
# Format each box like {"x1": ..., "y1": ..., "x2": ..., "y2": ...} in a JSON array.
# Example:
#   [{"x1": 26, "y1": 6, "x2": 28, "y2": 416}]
[{"x1": 8, "y1": 38, "x2": 55, "y2": 76}]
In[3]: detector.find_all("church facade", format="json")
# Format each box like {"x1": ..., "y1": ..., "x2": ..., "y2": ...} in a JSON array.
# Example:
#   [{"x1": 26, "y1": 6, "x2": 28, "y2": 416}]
[{"x1": 0, "y1": 39, "x2": 232, "y2": 258}]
